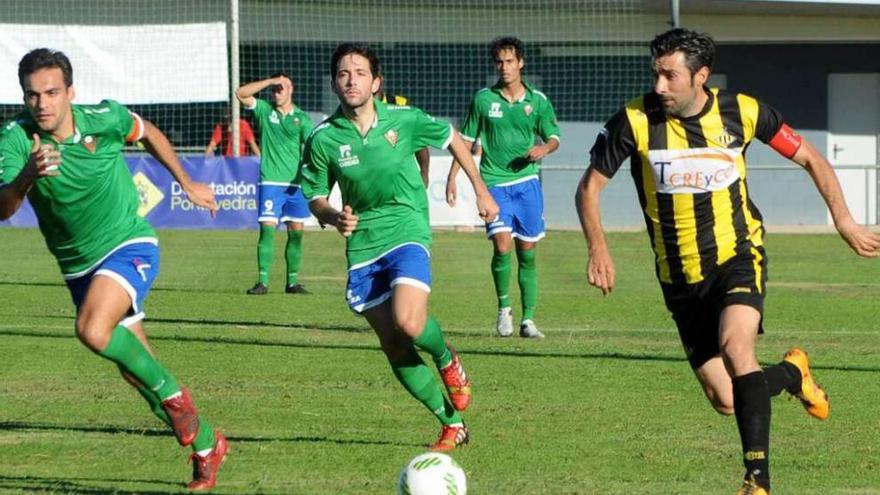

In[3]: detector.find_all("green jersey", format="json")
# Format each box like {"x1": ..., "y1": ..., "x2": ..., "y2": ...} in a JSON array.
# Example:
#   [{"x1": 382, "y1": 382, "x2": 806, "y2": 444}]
[
  {"x1": 0, "y1": 100, "x2": 155, "y2": 277},
  {"x1": 300, "y1": 99, "x2": 452, "y2": 267},
  {"x1": 246, "y1": 98, "x2": 313, "y2": 185},
  {"x1": 459, "y1": 81, "x2": 561, "y2": 187}
]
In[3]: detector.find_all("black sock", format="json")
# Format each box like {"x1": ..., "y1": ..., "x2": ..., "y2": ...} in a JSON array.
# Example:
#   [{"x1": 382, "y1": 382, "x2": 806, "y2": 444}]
[
  {"x1": 764, "y1": 361, "x2": 802, "y2": 396},
  {"x1": 733, "y1": 371, "x2": 772, "y2": 491}
]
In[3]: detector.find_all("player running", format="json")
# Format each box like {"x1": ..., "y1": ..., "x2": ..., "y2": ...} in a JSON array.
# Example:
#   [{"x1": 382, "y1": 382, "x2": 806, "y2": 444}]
[
  {"x1": 0, "y1": 48, "x2": 228, "y2": 491},
  {"x1": 577, "y1": 29, "x2": 880, "y2": 494},
  {"x1": 301, "y1": 43, "x2": 498, "y2": 451}
]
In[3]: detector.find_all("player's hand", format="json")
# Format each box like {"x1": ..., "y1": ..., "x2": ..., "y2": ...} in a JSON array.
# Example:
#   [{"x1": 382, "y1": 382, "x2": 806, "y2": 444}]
[
  {"x1": 26, "y1": 134, "x2": 61, "y2": 179},
  {"x1": 445, "y1": 178, "x2": 457, "y2": 207},
  {"x1": 184, "y1": 182, "x2": 219, "y2": 218},
  {"x1": 588, "y1": 246, "x2": 615, "y2": 295},
  {"x1": 337, "y1": 205, "x2": 358, "y2": 237},
  {"x1": 836, "y1": 217, "x2": 880, "y2": 257},
  {"x1": 475, "y1": 192, "x2": 499, "y2": 223},
  {"x1": 526, "y1": 144, "x2": 549, "y2": 162}
]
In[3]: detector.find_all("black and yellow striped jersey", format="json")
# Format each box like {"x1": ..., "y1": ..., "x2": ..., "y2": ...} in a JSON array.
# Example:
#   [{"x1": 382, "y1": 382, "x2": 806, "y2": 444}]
[
  {"x1": 380, "y1": 93, "x2": 409, "y2": 106},
  {"x1": 590, "y1": 87, "x2": 785, "y2": 286}
]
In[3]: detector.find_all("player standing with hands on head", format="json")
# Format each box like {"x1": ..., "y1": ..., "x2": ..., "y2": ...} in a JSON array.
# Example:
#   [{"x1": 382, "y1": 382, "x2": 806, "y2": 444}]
[
  {"x1": 0, "y1": 48, "x2": 228, "y2": 490},
  {"x1": 236, "y1": 72, "x2": 314, "y2": 295},
  {"x1": 447, "y1": 36, "x2": 561, "y2": 339},
  {"x1": 301, "y1": 43, "x2": 498, "y2": 451},
  {"x1": 576, "y1": 29, "x2": 880, "y2": 494}
]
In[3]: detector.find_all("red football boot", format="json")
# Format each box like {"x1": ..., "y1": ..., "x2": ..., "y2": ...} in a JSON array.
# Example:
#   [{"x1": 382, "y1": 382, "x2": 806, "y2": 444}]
[
  {"x1": 188, "y1": 432, "x2": 229, "y2": 491},
  {"x1": 439, "y1": 346, "x2": 472, "y2": 411},
  {"x1": 162, "y1": 387, "x2": 200, "y2": 446}
]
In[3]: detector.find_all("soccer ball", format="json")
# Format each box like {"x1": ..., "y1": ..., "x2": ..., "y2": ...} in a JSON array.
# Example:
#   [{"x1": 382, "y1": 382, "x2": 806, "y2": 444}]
[{"x1": 397, "y1": 452, "x2": 467, "y2": 495}]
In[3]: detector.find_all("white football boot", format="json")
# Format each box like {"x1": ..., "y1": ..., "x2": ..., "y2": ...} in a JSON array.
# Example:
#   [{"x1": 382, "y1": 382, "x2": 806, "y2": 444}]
[
  {"x1": 519, "y1": 319, "x2": 545, "y2": 339},
  {"x1": 496, "y1": 307, "x2": 514, "y2": 337}
]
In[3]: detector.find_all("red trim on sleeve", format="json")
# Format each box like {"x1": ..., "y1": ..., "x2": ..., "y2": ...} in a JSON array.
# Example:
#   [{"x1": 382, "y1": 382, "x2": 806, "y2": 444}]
[
  {"x1": 125, "y1": 112, "x2": 145, "y2": 143},
  {"x1": 768, "y1": 123, "x2": 802, "y2": 159}
]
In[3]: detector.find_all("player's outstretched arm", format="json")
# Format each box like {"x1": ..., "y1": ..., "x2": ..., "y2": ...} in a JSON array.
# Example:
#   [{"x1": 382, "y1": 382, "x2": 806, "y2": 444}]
[
  {"x1": 235, "y1": 77, "x2": 288, "y2": 108},
  {"x1": 308, "y1": 198, "x2": 358, "y2": 237},
  {"x1": 447, "y1": 133, "x2": 498, "y2": 222},
  {"x1": 791, "y1": 139, "x2": 880, "y2": 257},
  {"x1": 140, "y1": 120, "x2": 219, "y2": 217},
  {"x1": 0, "y1": 134, "x2": 60, "y2": 220},
  {"x1": 576, "y1": 167, "x2": 615, "y2": 295}
]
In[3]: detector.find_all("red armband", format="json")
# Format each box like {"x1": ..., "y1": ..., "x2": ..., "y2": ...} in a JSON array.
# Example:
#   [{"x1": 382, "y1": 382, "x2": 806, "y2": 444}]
[
  {"x1": 768, "y1": 123, "x2": 802, "y2": 158},
  {"x1": 126, "y1": 111, "x2": 145, "y2": 143}
]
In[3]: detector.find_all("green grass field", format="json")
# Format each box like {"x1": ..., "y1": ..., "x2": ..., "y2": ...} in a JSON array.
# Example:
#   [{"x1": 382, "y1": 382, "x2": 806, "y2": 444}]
[{"x1": 1, "y1": 227, "x2": 878, "y2": 494}]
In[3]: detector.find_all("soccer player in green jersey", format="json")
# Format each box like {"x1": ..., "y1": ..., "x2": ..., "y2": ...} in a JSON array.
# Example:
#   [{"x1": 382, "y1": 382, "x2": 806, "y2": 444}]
[
  {"x1": 236, "y1": 72, "x2": 314, "y2": 295},
  {"x1": 446, "y1": 36, "x2": 561, "y2": 338},
  {"x1": 301, "y1": 43, "x2": 499, "y2": 451},
  {"x1": 0, "y1": 48, "x2": 228, "y2": 490},
  {"x1": 375, "y1": 78, "x2": 431, "y2": 187}
]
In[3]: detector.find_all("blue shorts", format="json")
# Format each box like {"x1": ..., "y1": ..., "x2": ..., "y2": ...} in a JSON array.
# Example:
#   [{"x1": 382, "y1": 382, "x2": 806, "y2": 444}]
[
  {"x1": 258, "y1": 184, "x2": 311, "y2": 224},
  {"x1": 64, "y1": 240, "x2": 160, "y2": 328},
  {"x1": 346, "y1": 243, "x2": 431, "y2": 314},
  {"x1": 485, "y1": 176, "x2": 545, "y2": 242}
]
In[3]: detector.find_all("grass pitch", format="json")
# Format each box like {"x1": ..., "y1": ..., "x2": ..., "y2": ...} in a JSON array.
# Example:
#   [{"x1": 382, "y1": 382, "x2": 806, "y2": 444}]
[{"x1": 1, "y1": 228, "x2": 878, "y2": 494}]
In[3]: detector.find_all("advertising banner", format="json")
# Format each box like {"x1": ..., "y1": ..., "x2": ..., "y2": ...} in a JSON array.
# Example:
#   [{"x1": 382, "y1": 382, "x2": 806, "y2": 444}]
[{"x1": 2, "y1": 153, "x2": 484, "y2": 230}]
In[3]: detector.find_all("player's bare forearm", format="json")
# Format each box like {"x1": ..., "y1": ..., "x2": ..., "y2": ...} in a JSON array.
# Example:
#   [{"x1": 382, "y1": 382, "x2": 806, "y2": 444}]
[
  {"x1": 416, "y1": 148, "x2": 430, "y2": 187},
  {"x1": 576, "y1": 168, "x2": 610, "y2": 251},
  {"x1": 576, "y1": 168, "x2": 615, "y2": 294},
  {"x1": 142, "y1": 121, "x2": 193, "y2": 188},
  {"x1": 236, "y1": 77, "x2": 283, "y2": 105},
  {"x1": 0, "y1": 135, "x2": 60, "y2": 220},
  {"x1": 0, "y1": 182, "x2": 30, "y2": 220},
  {"x1": 792, "y1": 140, "x2": 853, "y2": 226},
  {"x1": 448, "y1": 134, "x2": 488, "y2": 196},
  {"x1": 308, "y1": 197, "x2": 340, "y2": 227},
  {"x1": 250, "y1": 140, "x2": 261, "y2": 157},
  {"x1": 792, "y1": 140, "x2": 880, "y2": 256},
  {"x1": 143, "y1": 121, "x2": 219, "y2": 215},
  {"x1": 309, "y1": 198, "x2": 358, "y2": 237}
]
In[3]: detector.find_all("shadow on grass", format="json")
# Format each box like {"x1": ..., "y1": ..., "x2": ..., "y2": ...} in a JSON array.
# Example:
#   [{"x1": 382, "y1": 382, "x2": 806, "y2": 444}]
[
  {"x1": 0, "y1": 420, "x2": 420, "y2": 449},
  {"x1": 2, "y1": 328, "x2": 879, "y2": 373},
  {"x1": 29, "y1": 314, "x2": 372, "y2": 334},
  {"x1": 0, "y1": 474, "x2": 181, "y2": 495}
]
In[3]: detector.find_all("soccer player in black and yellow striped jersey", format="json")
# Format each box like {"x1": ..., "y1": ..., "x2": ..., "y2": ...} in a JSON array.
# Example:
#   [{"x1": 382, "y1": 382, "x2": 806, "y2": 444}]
[{"x1": 576, "y1": 29, "x2": 880, "y2": 495}]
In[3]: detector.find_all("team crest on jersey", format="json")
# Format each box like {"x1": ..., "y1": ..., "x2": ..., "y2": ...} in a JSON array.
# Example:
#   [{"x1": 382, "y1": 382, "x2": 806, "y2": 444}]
[
  {"x1": 384, "y1": 129, "x2": 399, "y2": 147},
  {"x1": 294, "y1": 117, "x2": 301, "y2": 126},
  {"x1": 488, "y1": 102, "x2": 503, "y2": 118},
  {"x1": 717, "y1": 127, "x2": 735, "y2": 147},
  {"x1": 338, "y1": 144, "x2": 360, "y2": 167},
  {"x1": 82, "y1": 135, "x2": 97, "y2": 153},
  {"x1": 524, "y1": 104, "x2": 533, "y2": 116},
  {"x1": 269, "y1": 111, "x2": 280, "y2": 124}
]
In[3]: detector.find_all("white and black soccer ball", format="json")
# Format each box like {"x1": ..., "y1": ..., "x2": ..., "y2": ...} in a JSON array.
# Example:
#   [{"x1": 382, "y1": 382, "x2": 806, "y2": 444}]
[{"x1": 397, "y1": 452, "x2": 467, "y2": 495}]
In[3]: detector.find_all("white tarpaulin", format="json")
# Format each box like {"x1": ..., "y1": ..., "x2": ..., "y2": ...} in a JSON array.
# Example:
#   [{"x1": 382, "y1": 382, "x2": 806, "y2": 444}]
[{"x1": 0, "y1": 23, "x2": 228, "y2": 104}]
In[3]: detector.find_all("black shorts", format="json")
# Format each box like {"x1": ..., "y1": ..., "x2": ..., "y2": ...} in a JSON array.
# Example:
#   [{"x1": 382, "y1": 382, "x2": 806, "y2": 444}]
[{"x1": 660, "y1": 245, "x2": 768, "y2": 369}]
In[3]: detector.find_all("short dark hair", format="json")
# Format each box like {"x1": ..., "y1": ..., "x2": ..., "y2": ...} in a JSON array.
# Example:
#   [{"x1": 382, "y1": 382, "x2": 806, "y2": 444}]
[
  {"x1": 649, "y1": 29, "x2": 715, "y2": 75},
  {"x1": 490, "y1": 37, "x2": 525, "y2": 61},
  {"x1": 330, "y1": 43, "x2": 380, "y2": 79},
  {"x1": 18, "y1": 48, "x2": 73, "y2": 89},
  {"x1": 270, "y1": 71, "x2": 293, "y2": 84}
]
